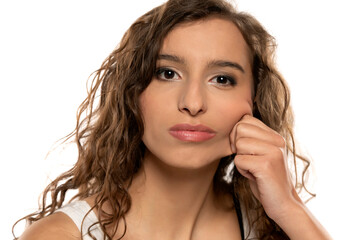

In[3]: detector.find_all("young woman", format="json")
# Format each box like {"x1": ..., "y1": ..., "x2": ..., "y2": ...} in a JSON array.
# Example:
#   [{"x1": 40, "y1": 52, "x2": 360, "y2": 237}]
[{"x1": 15, "y1": 0, "x2": 331, "y2": 239}]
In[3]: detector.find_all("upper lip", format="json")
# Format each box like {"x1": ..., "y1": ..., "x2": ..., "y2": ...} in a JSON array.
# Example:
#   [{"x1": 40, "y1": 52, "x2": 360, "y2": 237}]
[{"x1": 169, "y1": 124, "x2": 216, "y2": 133}]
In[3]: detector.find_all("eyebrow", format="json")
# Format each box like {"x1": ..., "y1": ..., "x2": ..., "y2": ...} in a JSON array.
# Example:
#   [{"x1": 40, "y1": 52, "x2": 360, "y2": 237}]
[
  {"x1": 158, "y1": 54, "x2": 185, "y2": 64},
  {"x1": 158, "y1": 54, "x2": 245, "y2": 74},
  {"x1": 208, "y1": 59, "x2": 245, "y2": 73}
]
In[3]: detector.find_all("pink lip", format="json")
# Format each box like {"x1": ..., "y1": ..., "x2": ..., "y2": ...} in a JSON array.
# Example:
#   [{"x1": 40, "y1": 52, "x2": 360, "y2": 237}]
[{"x1": 169, "y1": 124, "x2": 216, "y2": 142}]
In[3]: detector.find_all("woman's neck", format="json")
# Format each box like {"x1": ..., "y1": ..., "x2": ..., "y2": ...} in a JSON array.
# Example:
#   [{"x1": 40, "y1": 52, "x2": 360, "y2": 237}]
[{"x1": 124, "y1": 151, "x2": 222, "y2": 240}]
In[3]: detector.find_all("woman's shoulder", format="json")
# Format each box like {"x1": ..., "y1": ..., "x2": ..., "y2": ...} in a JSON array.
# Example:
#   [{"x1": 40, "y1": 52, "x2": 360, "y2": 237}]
[
  {"x1": 18, "y1": 211, "x2": 80, "y2": 240},
  {"x1": 19, "y1": 198, "x2": 102, "y2": 240}
]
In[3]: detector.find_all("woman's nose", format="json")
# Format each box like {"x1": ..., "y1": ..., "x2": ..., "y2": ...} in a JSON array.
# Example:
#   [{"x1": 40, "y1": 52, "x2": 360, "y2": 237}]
[{"x1": 178, "y1": 80, "x2": 207, "y2": 116}]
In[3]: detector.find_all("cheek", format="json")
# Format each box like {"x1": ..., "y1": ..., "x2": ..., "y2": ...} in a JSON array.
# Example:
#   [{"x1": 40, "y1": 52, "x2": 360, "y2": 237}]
[
  {"x1": 213, "y1": 98, "x2": 253, "y2": 135},
  {"x1": 140, "y1": 84, "x2": 162, "y2": 119},
  {"x1": 139, "y1": 85, "x2": 173, "y2": 140},
  {"x1": 212, "y1": 79, "x2": 254, "y2": 133},
  {"x1": 139, "y1": 89, "x2": 155, "y2": 137},
  {"x1": 140, "y1": 79, "x2": 177, "y2": 114}
]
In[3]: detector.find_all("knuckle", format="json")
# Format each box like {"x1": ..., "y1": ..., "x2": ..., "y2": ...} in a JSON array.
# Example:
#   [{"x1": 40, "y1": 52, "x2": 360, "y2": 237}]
[
  {"x1": 235, "y1": 122, "x2": 247, "y2": 135},
  {"x1": 260, "y1": 158, "x2": 272, "y2": 172},
  {"x1": 241, "y1": 114, "x2": 251, "y2": 120},
  {"x1": 272, "y1": 147, "x2": 285, "y2": 160},
  {"x1": 275, "y1": 133, "x2": 286, "y2": 148},
  {"x1": 234, "y1": 154, "x2": 243, "y2": 162},
  {"x1": 234, "y1": 154, "x2": 247, "y2": 165},
  {"x1": 234, "y1": 137, "x2": 245, "y2": 150}
]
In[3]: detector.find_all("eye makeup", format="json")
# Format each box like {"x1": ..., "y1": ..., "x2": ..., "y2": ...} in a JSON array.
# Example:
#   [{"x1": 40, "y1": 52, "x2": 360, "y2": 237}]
[{"x1": 155, "y1": 67, "x2": 181, "y2": 81}]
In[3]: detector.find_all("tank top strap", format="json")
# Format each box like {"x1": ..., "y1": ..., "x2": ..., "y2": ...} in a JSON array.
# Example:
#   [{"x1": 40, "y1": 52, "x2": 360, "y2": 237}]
[
  {"x1": 56, "y1": 200, "x2": 107, "y2": 240},
  {"x1": 233, "y1": 194, "x2": 245, "y2": 240}
]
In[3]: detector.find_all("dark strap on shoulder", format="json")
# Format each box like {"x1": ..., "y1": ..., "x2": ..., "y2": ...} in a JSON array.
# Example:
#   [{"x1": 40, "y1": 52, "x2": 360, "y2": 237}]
[{"x1": 233, "y1": 194, "x2": 245, "y2": 240}]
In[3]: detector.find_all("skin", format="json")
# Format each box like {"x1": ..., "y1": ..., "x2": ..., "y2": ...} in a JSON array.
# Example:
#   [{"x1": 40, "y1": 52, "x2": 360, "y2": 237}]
[
  {"x1": 19, "y1": 17, "x2": 331, "y2": 240},
  {"x1": 125, "y1": 17, "x2": 252, "y2": 240}
]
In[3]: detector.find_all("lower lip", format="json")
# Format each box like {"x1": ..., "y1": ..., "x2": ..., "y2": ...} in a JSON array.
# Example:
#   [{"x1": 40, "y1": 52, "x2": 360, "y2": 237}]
[{"x1": 169, "y1": 130, "x2": 215, "y2": 142}]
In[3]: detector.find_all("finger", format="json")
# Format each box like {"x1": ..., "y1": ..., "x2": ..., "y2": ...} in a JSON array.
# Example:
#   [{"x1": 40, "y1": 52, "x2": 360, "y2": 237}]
[
  {"x1": 237, "y1": 168, "x2": 256, "y2": 181},
  {"x1": 233, "y1": 122, "x2": 285, "y2": 149},
  {"x1": 229, "y1": 114, "x2": 285, "y2": 154},
  {"x1": 229, "y1": 114, "x2": 252, "y2": 153},
  {"x1": 234, "y1": 137, "x2": 277, "y2": 156},
  {"x1": 229, "y1": 121, "x2": 240, "y2": 154},
  {"x1": 234, "y1": 154, "x2": 263, "y2": 179},
  {"x1": 240, "y1": 115, "x2": 274, "y2": 133}
]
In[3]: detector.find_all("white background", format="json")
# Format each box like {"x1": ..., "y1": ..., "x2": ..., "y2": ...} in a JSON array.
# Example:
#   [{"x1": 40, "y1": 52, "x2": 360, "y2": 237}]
[{"x1": 1, "y1": 0, "x2": 359, "y2": 239}]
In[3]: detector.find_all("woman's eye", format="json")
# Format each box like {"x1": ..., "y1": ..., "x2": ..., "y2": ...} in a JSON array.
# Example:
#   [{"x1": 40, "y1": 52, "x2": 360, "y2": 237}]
[
  {"x1": 210, "y1": 75, "x2": 236, "y2": 86},
  {"x1": 155, "y1": 68, "x2": 180, "y2": 81}
]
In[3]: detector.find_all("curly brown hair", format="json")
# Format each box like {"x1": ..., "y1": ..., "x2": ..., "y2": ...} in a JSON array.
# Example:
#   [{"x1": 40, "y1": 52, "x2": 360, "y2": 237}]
[{"x1": 14, "y1": 0, "x2": 313, "y2": 239}]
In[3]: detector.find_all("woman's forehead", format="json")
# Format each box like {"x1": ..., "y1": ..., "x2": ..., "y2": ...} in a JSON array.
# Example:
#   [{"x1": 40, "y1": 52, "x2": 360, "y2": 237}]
[{"x1": 158, "y1": 17, "x2": 252, "y2": 72}]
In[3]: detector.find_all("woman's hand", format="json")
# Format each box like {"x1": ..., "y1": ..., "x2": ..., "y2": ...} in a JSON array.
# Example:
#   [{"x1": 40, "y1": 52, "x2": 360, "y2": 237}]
[
  {"x1": 229, "y1": 115, "x2": 332, "y2": 239},
  {"x1": 229, "y1": 114, "x2": 301, "y2": 222}
]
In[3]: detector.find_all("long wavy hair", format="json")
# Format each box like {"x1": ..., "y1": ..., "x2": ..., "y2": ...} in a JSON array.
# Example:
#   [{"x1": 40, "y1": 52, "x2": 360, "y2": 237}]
[{"x1": 14, "y1": 0, "x2": 313, "y2": 239}]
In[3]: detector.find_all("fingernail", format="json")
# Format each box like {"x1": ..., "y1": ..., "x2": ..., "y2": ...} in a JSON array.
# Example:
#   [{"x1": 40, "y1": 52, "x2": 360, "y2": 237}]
[{"x1": 231, "y1": 143, "x2": 236, "y2": 154}]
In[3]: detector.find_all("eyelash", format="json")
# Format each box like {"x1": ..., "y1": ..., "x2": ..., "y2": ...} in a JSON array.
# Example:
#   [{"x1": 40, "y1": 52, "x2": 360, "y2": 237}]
[
  {"x1": 209, "y1": 75, "x2": 236, "y2": 86},
  {"x1": 155, "y1": 67, "x2": 237, "y2": 87},
  {"x1": 155, "y1": 68, "x2": 181, "y2": 81}
]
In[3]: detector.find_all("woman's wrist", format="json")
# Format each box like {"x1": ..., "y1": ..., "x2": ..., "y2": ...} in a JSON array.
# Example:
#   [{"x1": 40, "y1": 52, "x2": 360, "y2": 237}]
[{"x1": 274, "y1": 200, "x2": 332, "y2": 240}]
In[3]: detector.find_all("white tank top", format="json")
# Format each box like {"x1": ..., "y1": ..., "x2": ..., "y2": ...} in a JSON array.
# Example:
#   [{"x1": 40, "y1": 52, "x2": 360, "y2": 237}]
[
  {"x1": 57, "y1": 200, "x2": 254, "y2": 239},
  {"x1": 56, "y1": 201, "x2": 107, "y2": 240}
]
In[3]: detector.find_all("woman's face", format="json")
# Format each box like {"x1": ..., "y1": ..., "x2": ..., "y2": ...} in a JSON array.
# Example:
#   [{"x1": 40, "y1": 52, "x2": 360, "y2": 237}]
[{"x1": 140, "y1": 17, "x2": 253, "y2": 169}]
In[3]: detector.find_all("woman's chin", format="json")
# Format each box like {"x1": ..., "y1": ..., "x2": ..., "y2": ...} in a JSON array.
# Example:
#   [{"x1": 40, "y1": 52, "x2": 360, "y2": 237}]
[{"x1": 143, "y1": 147, "x2": 230, "y2": 172}]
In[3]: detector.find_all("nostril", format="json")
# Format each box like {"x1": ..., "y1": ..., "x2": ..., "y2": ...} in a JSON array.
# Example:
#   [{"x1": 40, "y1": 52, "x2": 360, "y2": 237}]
[
  {"x1": 180, "y1": 106, "x2": 203, "y2": 116},
  {"x1": 178, "y1": 88, "x2": 207, "y2": 116}
]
